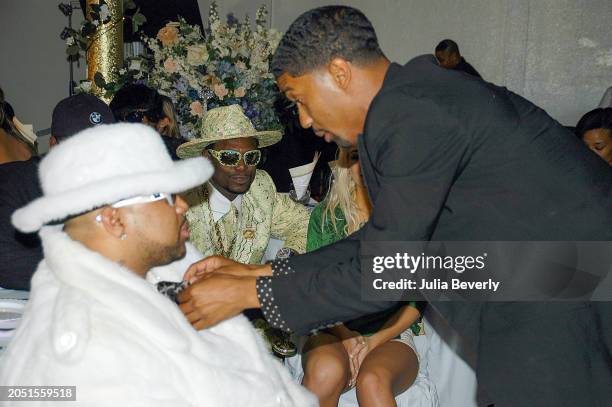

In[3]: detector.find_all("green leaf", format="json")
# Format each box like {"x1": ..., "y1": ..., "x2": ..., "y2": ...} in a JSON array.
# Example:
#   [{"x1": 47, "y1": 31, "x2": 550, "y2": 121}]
[
  {"x1": 82, "y1": 22, "x2": 96, "y2": 37},
  {"x1": 66, "y1": 45, "x2": 80, "y2": 56},
  {"x1": 94, "y1": 72, "x2": 107, "y2": 88},
  {"x1": 124, "y1": 0, "x2": 136, "y2": 10},
  {"x1": 131, "y1": 10, "x2": 147, "y2": 33},
  {"x1": 112, "y1": 82, "x2": 124, "y2": 93},
  {"x1": 78, "y1": 39, "x2": 89, "y2": 51}
]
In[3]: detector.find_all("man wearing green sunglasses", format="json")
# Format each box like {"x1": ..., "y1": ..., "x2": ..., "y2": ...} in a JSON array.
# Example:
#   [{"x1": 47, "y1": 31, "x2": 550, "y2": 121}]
[
  {"x1": 176, "y1": 104, "x2": 310, "y2": 266},
  {"x1": 177, "y1": 105, "x2": 311, "y2": 357}
]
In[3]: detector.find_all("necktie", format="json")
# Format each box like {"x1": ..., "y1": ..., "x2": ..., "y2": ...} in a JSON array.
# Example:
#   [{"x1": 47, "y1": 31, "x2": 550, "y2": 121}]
[{"x1": 215, "y1": 203, "x2": 239, "y2": 257}]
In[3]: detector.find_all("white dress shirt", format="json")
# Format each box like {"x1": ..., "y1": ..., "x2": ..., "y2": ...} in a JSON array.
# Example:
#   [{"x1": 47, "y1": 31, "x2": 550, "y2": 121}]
[{"x1": 207, "y1": 183, "x2": 243, "y2": 222}]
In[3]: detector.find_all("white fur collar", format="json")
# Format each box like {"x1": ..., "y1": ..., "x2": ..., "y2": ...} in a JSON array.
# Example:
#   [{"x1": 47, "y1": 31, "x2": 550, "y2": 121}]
[{"x1": 39, "y1": 226, "x2": 191, "y2": 351}]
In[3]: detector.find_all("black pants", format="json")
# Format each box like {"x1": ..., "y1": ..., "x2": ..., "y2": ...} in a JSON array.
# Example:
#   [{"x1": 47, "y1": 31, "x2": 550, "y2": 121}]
[{"x1": 436, "y1": 302, "x2": 612, "y2": 407}]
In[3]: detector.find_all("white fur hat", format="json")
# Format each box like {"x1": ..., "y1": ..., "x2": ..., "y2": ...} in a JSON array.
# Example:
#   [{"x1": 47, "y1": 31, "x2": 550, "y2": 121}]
[{"x1": 12, "y1": 123, "x2": 214, "y2": 233}]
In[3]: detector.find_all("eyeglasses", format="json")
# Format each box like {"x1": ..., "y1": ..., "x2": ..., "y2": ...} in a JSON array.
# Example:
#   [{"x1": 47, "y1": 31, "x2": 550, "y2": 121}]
[
  {"x1": 207, "y1": 149, "x2": 261, "y2": 167},
  {"x1": 111, "y1": 193, "x2": 174, "y2": 208}
]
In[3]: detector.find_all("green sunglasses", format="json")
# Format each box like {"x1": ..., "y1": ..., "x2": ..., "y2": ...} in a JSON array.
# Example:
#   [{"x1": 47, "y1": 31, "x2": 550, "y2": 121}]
[{"x1": 207, "y1": 149, "x2": 262, "y2": 167}]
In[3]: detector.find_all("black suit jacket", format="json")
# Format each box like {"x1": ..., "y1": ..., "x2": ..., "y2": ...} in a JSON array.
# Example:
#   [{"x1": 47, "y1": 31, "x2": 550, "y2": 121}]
[
  {"x1": 454, "y1": 57, "x2": 482, "y2": 78},
  {"x1": 266, "y1": 55, "x2": 612, "y2": 405}
]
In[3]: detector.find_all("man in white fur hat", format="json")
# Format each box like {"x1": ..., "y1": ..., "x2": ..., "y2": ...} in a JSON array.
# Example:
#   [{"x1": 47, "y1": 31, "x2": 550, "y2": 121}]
[{"x1": 0, "y1": 122, "x2": 316, "y2": 406}]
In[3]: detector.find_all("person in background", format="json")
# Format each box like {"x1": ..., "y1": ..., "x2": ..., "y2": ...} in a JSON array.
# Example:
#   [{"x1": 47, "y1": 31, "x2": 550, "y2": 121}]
[
  {"x1": 575, "y1": 107, "x2": 612, "y2": 166},
  {"x1": 299, "y1": 147, "x2": 427, "y2": 407},
  {"x1": 0, "y1": 92, "x2": 115, "y2": 290},
  {"x1": 160, "y1": 94, "x2": 183, "y2": 139},
  {"x1": 0, "y1": 88, "x2": 36, "y2": 164},
  {"x1": 110, "y1": 84, "x2": 184, "y2": 160},
  {"x1": 260, "y1": 96, "x2": 338, "y2": 199},
  {"x1": 434, "y1": 39, "x2": 482, "y2": 79}
]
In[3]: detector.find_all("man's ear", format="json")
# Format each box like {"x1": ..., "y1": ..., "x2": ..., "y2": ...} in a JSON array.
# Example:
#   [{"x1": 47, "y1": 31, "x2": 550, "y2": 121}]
[
  {"x1": 97, "y1": 206, "x2": 126, "y2": 240},
  {"x1": 328, "y1": 57, "x2": 352, "y2": 90}
]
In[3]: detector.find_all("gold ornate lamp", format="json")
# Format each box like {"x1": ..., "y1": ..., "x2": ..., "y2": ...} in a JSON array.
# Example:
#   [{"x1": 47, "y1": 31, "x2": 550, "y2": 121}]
[{"x1": 86, "y1": 0, "x2": 123, "y2": 101}]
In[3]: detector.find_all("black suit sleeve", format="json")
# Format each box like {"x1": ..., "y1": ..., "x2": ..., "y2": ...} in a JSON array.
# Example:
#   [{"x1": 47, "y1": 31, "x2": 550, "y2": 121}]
[{"x1": 259, "y1": 95, "x2": 469, "y2": 334}]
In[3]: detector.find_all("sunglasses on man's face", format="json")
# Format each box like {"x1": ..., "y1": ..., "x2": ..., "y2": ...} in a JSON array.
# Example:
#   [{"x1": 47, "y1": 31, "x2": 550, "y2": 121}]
[
  {"x1": 94, "y1": 193, "x2": 175, "y2": 223},
  {"x1": 111, "y1": 192, "x2": 175, "y2": 208},
  {"x1": 207, "y1": 149, "x2": 261, "y2": 167}
]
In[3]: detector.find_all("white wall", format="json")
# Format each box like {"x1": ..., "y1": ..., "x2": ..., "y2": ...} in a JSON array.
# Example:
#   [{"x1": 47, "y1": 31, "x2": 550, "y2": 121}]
[
  {"x1": 0, "y1": 0, "x2": 86, "y2": 145},
  {"x1": 1, "y1": 0, "x2": 610, "y2": 137},
  {"x1": 235, "y1": 0, "x2": 612, "y2": 125},
  {"x1": 521, "y1": 0, "x2": 612, "y2": 124}
]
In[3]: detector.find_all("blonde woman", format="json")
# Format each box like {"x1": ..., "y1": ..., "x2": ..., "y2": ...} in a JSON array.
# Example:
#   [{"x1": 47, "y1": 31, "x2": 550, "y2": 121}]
[
  {"x1": 159, "y1": 95, "x2": 182, "y2": 139},
  {"x1": 302, "y1": 147, "x2": 425, "y2": 407}
]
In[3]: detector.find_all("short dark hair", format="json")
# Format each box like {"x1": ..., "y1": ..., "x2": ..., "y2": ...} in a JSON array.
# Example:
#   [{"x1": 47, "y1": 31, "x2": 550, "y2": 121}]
[
  {"x1": 0, "y1": 86, "x2": 13, "y2": 134},
  {"x1": 109, "y1": 84, "x2": 165, "y2": 123},
  {"x1": 0, "y1": 87, "x2": 36, "y2": 153},
  {"x1": 435, "y1": 39, "x2": 460, "y2": 55},
  {"x1": 271, "y1": 6, "x2": 384, "y2": 77},
  {"x1": 575, "y1": 107, "x2": 612, "y2": 139}
]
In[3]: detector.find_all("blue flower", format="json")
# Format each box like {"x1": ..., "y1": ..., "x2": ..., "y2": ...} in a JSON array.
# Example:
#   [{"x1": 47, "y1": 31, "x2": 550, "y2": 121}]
[
  {"x1": 226, "y1": 13, "x2": 239, "y2": 27},
  {"x1": 216, "y1": 60, "x2": 233, "y2": 76},
  {"x1": 175, "y1": 78, "x2": 189, "y2": 93}
]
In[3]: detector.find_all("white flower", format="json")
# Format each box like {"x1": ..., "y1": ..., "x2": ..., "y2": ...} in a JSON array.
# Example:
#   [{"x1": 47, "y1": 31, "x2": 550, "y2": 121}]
[
  {"x1": 186, "y1": 45, "x2": 208, "y2": 65},
  {"x1": 77, "y1": 81, "x2": 92, "y2": 92},
  {"x1": 99, "y1": 4, "x2": 110, "y2": 21},
  {"x1": 129, "y1": 59, "x2": 141, "y2": 71}
]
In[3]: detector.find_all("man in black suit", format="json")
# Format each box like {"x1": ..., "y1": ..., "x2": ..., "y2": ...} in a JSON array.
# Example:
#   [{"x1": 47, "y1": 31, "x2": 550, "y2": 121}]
[{"x1": 179, "y1": 6, "x2": 612, "y2": 406}]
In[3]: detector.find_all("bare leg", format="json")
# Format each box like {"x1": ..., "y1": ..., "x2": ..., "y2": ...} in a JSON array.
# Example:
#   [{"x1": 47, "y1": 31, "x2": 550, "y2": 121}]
[
  {"x1": 355, "y1": 341, "x2": 419, "y2": 407},
  {"x1": 302, "y1": 333, "x2": 351, "y2": 407}
]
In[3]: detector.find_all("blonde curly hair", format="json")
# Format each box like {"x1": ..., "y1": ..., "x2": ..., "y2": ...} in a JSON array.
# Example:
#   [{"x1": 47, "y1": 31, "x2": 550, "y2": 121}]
[{"x1": 321, "y1": 148, "x2": 368, "y2": 235}]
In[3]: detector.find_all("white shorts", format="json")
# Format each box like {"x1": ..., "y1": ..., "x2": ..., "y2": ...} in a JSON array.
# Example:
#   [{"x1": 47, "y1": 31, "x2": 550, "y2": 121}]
[{"x1": 390, "y1": 328, "x2": 420, "y2": 364}]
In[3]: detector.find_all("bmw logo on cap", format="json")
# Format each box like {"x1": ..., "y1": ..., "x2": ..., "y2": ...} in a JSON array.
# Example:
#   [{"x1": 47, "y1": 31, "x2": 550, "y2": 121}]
[{"x1": 89, "y1": 111, "x2": 103, "y2": 125}]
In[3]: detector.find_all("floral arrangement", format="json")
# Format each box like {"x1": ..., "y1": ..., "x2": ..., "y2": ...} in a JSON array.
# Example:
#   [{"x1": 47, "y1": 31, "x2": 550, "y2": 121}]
[
  {"x1": 80, "y1": 1, "x2": 283, "y2": 139},
  {"x1": 60, "y1": 0, "x2": 146, "y2": 63}
]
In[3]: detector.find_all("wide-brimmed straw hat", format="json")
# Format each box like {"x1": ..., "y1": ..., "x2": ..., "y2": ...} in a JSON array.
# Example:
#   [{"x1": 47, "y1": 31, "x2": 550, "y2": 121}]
[
  {"x1": 176, "y1": 105, "x2": 282, "y2": 159},
  {"x1": 12, "y1": 123, "x2": 213, "y2": 233}
]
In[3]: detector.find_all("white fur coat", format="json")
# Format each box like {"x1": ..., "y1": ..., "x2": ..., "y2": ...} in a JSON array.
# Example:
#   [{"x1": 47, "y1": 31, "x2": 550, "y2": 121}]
[{"x1": 0, "y1": 227, "x2": 316, "y2": 406}]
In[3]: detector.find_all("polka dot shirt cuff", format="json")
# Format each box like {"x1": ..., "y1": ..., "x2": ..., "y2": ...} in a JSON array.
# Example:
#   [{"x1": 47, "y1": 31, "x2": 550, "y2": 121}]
[
  {"x1": 256, "y1": 276, "x2": 291, "y2": 331},
  {"x1": 270, "y1": 258, "x2": 295, "y2": 277}
]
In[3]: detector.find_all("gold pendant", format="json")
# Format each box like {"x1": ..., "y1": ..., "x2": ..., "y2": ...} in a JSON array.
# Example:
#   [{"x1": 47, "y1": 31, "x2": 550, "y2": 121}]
[{"x1": 243, "y1": 227, "x2": 255, "y2": 240}]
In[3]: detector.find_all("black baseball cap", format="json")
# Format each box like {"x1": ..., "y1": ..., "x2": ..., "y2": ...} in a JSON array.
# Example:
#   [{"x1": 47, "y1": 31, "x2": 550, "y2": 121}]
[{"x1": 51, "y1": 93, "x2": 115, "y2": 140}]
